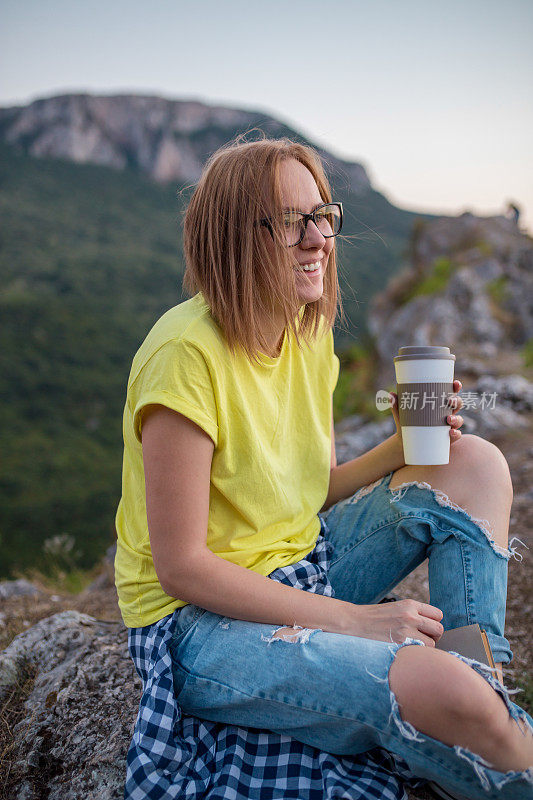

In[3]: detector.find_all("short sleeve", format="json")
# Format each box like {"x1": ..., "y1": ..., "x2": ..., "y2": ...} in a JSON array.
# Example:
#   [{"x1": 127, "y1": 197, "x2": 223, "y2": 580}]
[{"x1": 129, "y1": 339, "x2": 219, "y2": 447}]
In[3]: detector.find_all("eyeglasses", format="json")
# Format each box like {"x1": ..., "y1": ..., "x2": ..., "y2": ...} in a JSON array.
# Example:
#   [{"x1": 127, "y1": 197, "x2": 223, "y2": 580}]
[{"x1": 259, "y1": 202, "x2": 343, "y2": 247}]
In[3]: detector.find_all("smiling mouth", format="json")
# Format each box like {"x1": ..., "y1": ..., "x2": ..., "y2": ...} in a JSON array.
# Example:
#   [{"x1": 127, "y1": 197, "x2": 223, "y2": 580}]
[{"x1": 293, "y1": 260, "x2": 321, "y2": 273}]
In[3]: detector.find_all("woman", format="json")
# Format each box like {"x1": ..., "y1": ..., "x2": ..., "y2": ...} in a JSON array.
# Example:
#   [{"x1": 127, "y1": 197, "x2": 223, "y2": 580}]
[{"x1": 115, "y1": 137, "x2": 533, "y2": 799}]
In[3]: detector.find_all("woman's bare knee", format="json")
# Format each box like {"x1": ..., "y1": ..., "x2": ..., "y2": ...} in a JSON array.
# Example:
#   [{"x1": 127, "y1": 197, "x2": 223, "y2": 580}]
[
  {"x1": 389, "y1": 644, "x2": 533, "y2": 771},
  {"x1": 389, "y1": 647, "x2": 468, "y2": 727},
  {"x1": 388, "y1": 645, "x2": 502, "y2": 745}
]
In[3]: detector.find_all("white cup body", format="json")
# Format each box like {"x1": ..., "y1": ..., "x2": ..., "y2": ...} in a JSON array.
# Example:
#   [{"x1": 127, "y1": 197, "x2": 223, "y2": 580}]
[{"x1": 394, "y1": 358, "x2": 455, "y2": 465}]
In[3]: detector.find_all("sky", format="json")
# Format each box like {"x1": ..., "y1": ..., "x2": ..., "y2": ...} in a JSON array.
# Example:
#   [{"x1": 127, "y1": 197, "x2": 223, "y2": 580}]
[{"x1": 2, "y1": 0, "x2": 532, "y2": 230}]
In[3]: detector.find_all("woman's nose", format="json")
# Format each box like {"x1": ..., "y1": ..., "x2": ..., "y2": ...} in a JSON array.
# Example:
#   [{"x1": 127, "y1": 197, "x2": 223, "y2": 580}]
[{"x1": 300, "y1": 219, "x2": 326, "y2": 248}]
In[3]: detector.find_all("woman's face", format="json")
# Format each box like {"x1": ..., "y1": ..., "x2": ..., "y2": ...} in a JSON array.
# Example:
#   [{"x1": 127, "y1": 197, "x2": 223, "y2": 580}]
[{"x1": 267, "y1": 158, "x2": 334, "y2": 306}]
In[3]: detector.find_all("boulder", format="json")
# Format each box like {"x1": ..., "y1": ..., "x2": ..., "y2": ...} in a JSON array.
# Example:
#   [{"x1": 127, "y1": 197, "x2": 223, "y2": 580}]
[
  {"x1": 1, "y1": 611, "x2": 138, "y2": 800},
  {"x1": 0, "y1": 579, "x2": 46, "y2": 600},
  {"x1": 368, "y1": 214, "x2": 533, "y2": 392}
]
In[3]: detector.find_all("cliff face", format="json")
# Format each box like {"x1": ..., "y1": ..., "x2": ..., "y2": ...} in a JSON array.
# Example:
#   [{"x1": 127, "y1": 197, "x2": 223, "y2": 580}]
[
  {"x1": 0, "y1": 93, "x2": 371, "y2": 192},
  {"x1": 367, "y1": 212, "x2": 533, "y2": 389}
]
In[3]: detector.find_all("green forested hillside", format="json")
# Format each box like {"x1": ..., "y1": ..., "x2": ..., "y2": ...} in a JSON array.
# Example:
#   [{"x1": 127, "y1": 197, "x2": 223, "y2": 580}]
[{"x1": 0, "y1": 143, "x2": 429, "y2": 578}]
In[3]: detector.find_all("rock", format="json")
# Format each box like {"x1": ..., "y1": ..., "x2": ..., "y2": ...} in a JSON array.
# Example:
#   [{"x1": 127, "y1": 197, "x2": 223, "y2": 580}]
[
  {"x1": 105, "y1": 543, "x2": 117, "y2": 564},
  {"x1": 473, "y1": 374, "x2": 533, "y2": 412},
  {"x1": 78, "y1": 544, "x2": 117, "y2": 595},
  {"x1": 504, "y1": 248, "x2": 533, "y2": 341},
  {"x1": 477, "y1": 342, "x2": 498, "y2": 358},
  {"x1": 83, "y1": 571, "x2": 114, "y2": 593},
  {"x1": 0, "y1": 579, "x2": 45, "y2": 599},
  {"x1": 460, "y1": 405, "x2": 528, "y2": 439},
  {"x1": 335, "y1": 417, "x2": 396, "y2": 464},
  {"x1": 334, "y1": 413, "x2": 366, "y2": 435},
  {"x1": 1, "y1": 611, "x2": 137, "y2": 799},
  {"x1": 455, "y1": 357, "x2": 493, "y2": 377},
  {"x1": 368, "y1": 214, "x2": 533, "y2": 392}
]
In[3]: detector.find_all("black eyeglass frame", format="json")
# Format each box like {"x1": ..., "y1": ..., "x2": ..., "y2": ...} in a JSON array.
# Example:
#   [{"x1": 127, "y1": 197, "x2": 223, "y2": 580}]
[{"x1": 258, "y1": 202, "x2": 343, "y2": 247}]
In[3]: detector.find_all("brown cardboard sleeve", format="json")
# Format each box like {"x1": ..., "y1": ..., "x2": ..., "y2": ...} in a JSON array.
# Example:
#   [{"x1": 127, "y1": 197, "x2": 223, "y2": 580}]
[{"x1": 397, "y1": 381, "x2": 454, "y2": 427}]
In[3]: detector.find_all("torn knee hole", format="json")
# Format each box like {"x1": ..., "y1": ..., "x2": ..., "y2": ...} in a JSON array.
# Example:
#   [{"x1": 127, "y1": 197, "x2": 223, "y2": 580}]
[
  {"x1": 389, "y1": 480, "x2": 528, "y2": 561},
  {"x1": 260, "y1": 625, "x2": 319, "y2": 644}
]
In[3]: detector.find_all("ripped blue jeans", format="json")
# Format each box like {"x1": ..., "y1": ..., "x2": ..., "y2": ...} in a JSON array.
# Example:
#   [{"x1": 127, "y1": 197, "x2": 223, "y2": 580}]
[{"x1": 169, "y1": 470, "x2": 533, "y2": 799}]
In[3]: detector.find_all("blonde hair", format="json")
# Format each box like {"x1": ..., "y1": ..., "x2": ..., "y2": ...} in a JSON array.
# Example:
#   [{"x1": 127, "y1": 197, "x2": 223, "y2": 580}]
[{"x1": 182, "y1": 134, "x2": 345, "y2": 364}]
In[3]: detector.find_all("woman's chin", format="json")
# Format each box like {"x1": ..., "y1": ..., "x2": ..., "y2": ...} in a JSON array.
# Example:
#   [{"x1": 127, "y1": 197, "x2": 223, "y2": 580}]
[{"x1": 296, "y1": 281, "x2": 324, "y2": 305}]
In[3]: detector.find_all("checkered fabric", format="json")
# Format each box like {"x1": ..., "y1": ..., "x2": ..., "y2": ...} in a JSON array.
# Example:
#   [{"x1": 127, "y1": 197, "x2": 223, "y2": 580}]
[{"x1": 124, "y1": 529, "x2": 428, "y2": 799}]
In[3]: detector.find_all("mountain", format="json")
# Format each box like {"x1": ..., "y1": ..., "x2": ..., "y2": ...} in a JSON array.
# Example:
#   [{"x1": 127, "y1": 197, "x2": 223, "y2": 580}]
[
  {"x1": 0, "y1": 92, "x2": 372, "y2": 191},
  {"x1": 0, "y1": 92, "x2": 433, "y2": 346},
  {"x1": 0, "y1": 92, "x2": 433, "y2": 579}
]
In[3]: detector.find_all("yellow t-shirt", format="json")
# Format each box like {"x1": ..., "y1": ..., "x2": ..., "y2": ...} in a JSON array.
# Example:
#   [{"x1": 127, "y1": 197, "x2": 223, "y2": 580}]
[{"x1": 114, "y1": 292, "x2": 340, "y2": 627}]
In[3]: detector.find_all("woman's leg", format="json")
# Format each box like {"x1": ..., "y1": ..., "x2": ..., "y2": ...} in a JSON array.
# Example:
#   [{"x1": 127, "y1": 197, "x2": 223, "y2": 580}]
[
  {"x1": 387, "y1": 435, "x2": 533, "y2": 776},
  {"x1": 321, "y1": 433, "x2": 532, "y2": 795},
  {"x1": 388, "y1": 434, "x2": 513, "y2": 552},
  {"x1": 167, "y1": 432, "x2": 533, "y2": 798},
  {"x1": 389, "y1": 646, "x2": 533, "y2": 772},
  {"x1": 169, "y1": 606, "x2": 532, "y2": 799},
  {"x1": 323, "y1": 434, "x2": 517, "y2": 661},
  {"x1": 389, "y1": 433, "x2": 514, "y2": 683}
]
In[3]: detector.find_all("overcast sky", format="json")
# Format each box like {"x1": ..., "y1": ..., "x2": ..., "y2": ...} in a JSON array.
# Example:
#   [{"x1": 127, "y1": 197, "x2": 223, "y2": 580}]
[{"x1": 2, "y1": 0, "x2": 532, "y2": 229}]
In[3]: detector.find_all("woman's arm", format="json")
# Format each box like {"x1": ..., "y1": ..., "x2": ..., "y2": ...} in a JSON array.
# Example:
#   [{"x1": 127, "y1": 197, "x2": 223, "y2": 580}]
[
  {"x1": 141, "y1": 405, "x2": 443, "y2": 646},
  {"x1": 322, "y1": 379, "x2": 465, "y2": 513},
  {"x1": 320, "y1": 412, "x2": 405, "y2": 513}
]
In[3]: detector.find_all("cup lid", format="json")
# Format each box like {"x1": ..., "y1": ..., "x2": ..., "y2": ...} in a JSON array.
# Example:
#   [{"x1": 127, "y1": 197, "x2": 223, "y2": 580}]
[{"x1": 394, "y1": 345, "x2": 455, "y2": 362}]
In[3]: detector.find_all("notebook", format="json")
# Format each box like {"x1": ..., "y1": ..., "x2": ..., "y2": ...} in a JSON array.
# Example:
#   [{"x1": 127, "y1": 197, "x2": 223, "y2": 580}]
[{"x1": 436, "y1": 623, "x2": 496, "y2": 669}]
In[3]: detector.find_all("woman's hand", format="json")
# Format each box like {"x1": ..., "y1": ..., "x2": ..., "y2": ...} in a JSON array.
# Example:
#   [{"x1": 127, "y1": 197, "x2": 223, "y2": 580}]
[
  {"x1": 445, "y1": 379, "x2": 465, "y2": 443},
  {"x1": 389, "y1": 379, "x2": 465, "y2": 445},
  {"x1": 342, "y1": 598, "x2": 444, "y2": 647}
]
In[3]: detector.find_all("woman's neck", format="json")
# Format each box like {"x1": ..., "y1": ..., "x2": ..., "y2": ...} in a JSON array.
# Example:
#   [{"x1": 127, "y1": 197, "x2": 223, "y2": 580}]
[
  {"x1": 262, "y1": 329, "x2": 285, "y2": 358},
  {"x1": 257, "y1": 305, "x2": 287, "y2": 358},
  {"x1": 258, "y1": 302, "x2": 303, "y2": 357}
]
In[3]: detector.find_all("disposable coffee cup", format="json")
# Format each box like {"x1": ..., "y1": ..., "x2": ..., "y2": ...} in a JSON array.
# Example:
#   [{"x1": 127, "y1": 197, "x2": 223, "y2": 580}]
[{"x1": 394, "y1": 346, "x2": 456, "y2": 465}]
